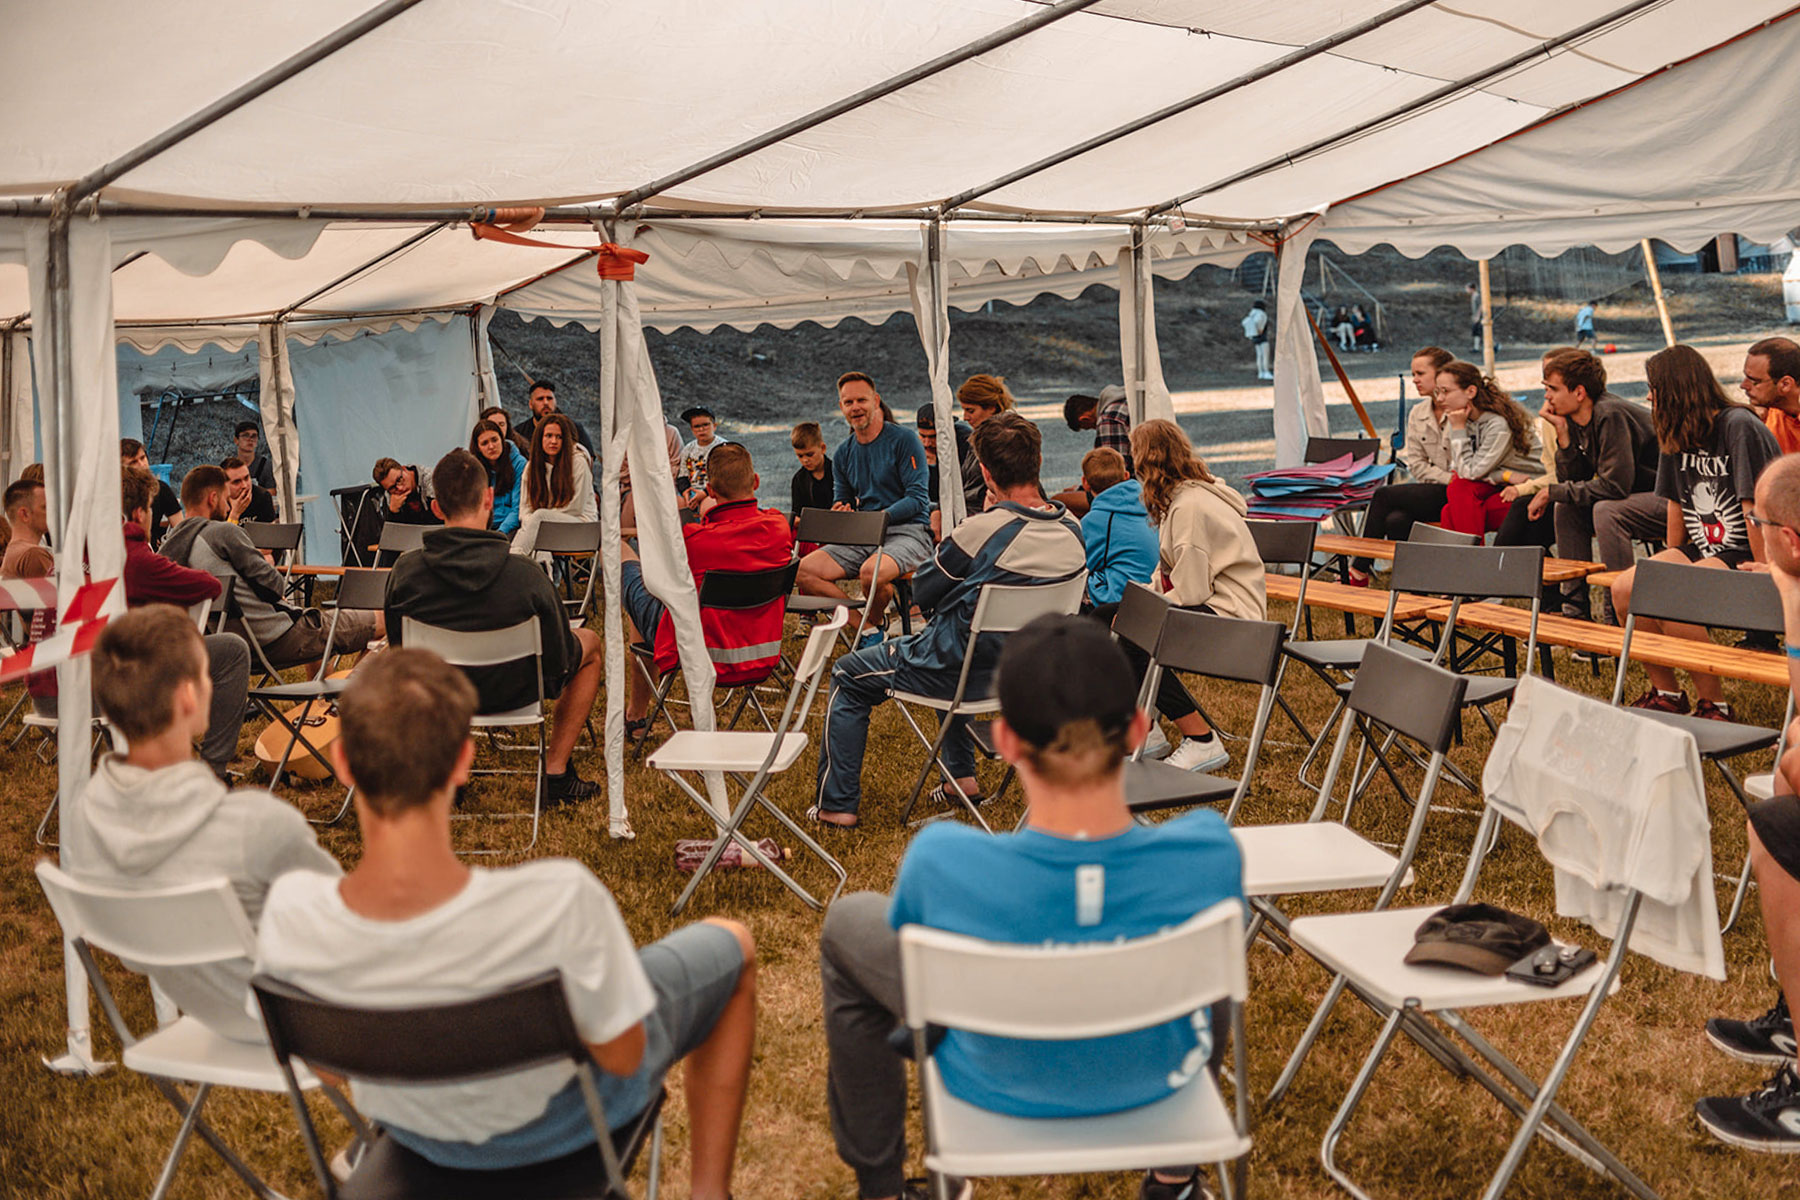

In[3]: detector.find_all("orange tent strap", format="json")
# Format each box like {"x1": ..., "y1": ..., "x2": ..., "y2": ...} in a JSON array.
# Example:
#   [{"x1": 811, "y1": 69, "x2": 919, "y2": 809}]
[{"x1": 469, "y1": 221, "x2": 650, "y2": 280}]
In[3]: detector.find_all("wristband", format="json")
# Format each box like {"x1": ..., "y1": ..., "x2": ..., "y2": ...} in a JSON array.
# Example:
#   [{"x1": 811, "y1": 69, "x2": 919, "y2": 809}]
[{"x1": 1786, "y1": 644, "x2": 1800, "y2": 660}]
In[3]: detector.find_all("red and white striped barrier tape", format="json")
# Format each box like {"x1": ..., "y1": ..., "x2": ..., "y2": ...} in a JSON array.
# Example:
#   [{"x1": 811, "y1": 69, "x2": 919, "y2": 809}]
[{"x1": 0, "y1": 579, "x2": 117, "y2": 684}]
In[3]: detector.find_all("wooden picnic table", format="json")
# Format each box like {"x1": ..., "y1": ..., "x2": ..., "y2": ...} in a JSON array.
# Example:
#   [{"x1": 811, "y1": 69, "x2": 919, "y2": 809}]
[
  {"x1": 1264, "y1": 572, "x2": 1445, "y2": 623},
  {"x1": 1312, "y1": 533, "x2": 1606, "y2": 585},
  {"x1": 288, "y1": 564, "x2": 349, "y2": 577},
  {"x1": 1452, "y1": 600, "x2": 1788, "y2": 687}
]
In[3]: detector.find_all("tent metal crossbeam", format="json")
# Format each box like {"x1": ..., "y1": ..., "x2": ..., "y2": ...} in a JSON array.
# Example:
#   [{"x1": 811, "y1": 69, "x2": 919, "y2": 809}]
[
  {"x1": 603, "y1": 0, "x2": 1105, "y2": 216},
  {"x1": 67, "y1": 0, "x2": 429, "y2": 205},
  {"x1": 272, "y1": 221, "x2": 448, "y2": 319},
  {"x1": 936, "y1": 0, "x2": 1440, "y2": 215},
  {"x1": 1143, "y1": 0, "x2": 1672, "y2": 219}
]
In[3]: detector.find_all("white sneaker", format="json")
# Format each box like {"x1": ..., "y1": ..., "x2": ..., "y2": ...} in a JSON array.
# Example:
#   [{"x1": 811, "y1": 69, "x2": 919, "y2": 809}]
[
  {"x1": 1142, "y1": 722, "x2": 1173, "y2": 760},
  {"x1": 1164, "y1": 734, "x2": 1228, "y2": 774}
]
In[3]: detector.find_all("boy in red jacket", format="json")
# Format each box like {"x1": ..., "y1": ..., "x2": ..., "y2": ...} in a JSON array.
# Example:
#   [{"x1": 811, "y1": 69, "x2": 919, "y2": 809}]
[{"x1": 122, "y1": 467, "x2": 250, "y2": 778}]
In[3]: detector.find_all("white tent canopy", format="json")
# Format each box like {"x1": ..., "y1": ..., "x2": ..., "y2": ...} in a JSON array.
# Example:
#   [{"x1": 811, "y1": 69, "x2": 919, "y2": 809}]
[{"x1": 6, "y1": 0, "x2": 1800, "y2": 1070}]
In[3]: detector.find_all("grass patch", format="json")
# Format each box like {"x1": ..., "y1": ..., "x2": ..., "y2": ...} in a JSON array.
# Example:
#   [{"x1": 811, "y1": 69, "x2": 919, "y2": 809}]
[{"x1": 0, "y1": 599, "x2": 1794, "y2": 1198}]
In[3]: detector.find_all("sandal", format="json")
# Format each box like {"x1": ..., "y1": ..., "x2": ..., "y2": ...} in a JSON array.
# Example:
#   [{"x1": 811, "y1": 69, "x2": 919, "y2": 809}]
[
  {"x1": 927, "y1": 782, "x2": 984, "y2": 810},
  {"x1": 806, "y1": 804, "x2": 860, "y2": 829},
  {"x1": 624, "y1": 717, "x2": 651, "y2": 743}
]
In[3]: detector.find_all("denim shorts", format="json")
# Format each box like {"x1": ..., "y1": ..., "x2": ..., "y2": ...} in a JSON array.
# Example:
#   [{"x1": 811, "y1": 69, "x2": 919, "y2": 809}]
[
  {"x1": 387, "y1": 922, "x2": 744, "y2": 1169},
  {"x1": 822, "y1": 521, "x2": 934, "y2": 577}
]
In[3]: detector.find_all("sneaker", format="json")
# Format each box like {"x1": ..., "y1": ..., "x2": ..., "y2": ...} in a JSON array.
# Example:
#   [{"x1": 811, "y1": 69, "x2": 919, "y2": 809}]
[
  {"x1": 545, "y1": 768, "x2": 598, "y2": 807},
  {"x1": 901, "y1": 1175, "x2": 971, "y2": 1200},
  {"x1": 1164, "y1": 734, "x2": 1228, "y2": 774},
  {"x1": 1694, "y1": 1063, "x2": 1800, "y2": 1152},
  {"x1": 1695, "y1": 698, "x2": 1736, "y2": 722},
  {"x1": 1140, "y1": 1168, "x2": 1212, "y2": 1200},
  {"x1": 1741, "y1": 628, "x2": 1781, "y2": 653},
  {"x1": 855, "y1": 627, "x2": 885, "y2": 652},
  {"x1": 1628, "y1": 688, "x2": 1690, "y2": 714},
  {"x1": 1142, "y1": 721, "x2": 1173, "y2": 760},
  {"x1": 1707, "y1": 995, "x2": 1797, "y2": 1065}
]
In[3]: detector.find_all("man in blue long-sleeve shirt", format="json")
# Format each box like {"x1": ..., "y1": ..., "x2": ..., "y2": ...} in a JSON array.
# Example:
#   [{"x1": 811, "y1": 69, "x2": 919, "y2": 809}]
[{"x1": 797, "y1": 372, "x2": 935, "y2": 644}]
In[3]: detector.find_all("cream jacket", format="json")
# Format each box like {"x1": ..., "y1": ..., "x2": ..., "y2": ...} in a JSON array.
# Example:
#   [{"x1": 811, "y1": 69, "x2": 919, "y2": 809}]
[{"x1": 1156, "y1": 478, "x2": 1267, "y2": 622}]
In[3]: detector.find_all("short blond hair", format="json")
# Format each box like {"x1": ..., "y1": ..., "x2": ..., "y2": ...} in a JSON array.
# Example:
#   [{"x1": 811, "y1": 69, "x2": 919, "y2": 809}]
[{"x1": 1081, "y1": 447, "x2": 1129, "y2": 495}]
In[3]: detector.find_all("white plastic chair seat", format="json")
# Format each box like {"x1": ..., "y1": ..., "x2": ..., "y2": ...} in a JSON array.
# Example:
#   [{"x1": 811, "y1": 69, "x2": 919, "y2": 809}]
[
  {"x1": 1234, "y1": 824, "x2": 1413, "y2": 896},
  {"x1": 787, "y1": 595, "x2": 849, "y2": 612},
  {"x1": 1289, "y1": 906, "x2": 1611, "y2": 1013},
  {"x1": 22, "y1": 713, "x2": 108, "y2": 730},
  {"x1": 470, "y1": 705, "x2": 542, "y2": 728},
  {"x1": 648, "y1": 730, "x2": 809, "y2": 774},
  {"x1": 921, "y1": 1057, "x2": 1250, "y2": 1178},
  {"x1": 1748, "y1": 773, "x2": 1775, "y2": 801},
  {"x1": 890, "y1": 689, "x2": 998, "y2": 715},
  {"x1": 123, "y1": 1015, "x2": 318, "y2": 1093}
]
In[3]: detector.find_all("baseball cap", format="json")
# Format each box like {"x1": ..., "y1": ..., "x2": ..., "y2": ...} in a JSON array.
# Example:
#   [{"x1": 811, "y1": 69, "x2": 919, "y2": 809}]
[
  {"x1": 915, "y1": 403, "x2": 937, "y2": 430},
  {"x1": 1403, "y1": 903, "x2": 1550, "y2": 975},
  {"x1": 997, "y1": 615, "x2": 1139, "y2": 750},
  {"x1": 679, "y1": 406, "x2": 715, "y2": 423}
]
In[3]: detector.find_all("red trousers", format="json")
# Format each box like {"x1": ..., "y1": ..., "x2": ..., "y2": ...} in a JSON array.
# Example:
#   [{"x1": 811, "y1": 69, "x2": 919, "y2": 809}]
[{"x1": 1441, "y1": 476, "x2": 1510, "y2": 536}]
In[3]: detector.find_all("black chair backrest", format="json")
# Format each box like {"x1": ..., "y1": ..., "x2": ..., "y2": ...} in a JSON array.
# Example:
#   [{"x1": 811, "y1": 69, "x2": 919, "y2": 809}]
[
  {"x1": 1246, "y1": 518, "x2": 1316, "y2": 567},
  {"x1": 531, "y1": 520, "x2": 603, "y2": 554},
  {"x1": 1407, "y1": 522, "x2": 1481, "y2": 547},
  {"x1": 795, "y1": 507, "x2": 887, "y2": 548},
  {"x1": 1153, "y1": 610, "x2": 1286, "y2": 687},
  {"x1": 333, "y1": 568, "x2": 391, "y2": 613},
  {"x1": 377, "y1": 522, "x2": 427, "y2": 553},
  {"x1": 1347, "y1": 642, "x2": 1469, "y2": 755},
  {"x1": 1110, "y1": 582, "x2": 1170, "y2": 655},
  {"x1": 700, "y1": 561, "x2": 801, "y2": 610},
  {"x1": 252, "y1": 970, "x2": 583, "y2": 1084},
  {"x1": 1304, "y1": 436, "x2": 1380, "y2": 464},
  {"x1": 242, "y1": 521, "x2": 303, "y2": 553},
  {"x1": 1626, "y1": 558, "x2": 1784, "y2": 634},
  {"x1": 1391, "y1": 542, "x2": 1542, "y2": 602}
]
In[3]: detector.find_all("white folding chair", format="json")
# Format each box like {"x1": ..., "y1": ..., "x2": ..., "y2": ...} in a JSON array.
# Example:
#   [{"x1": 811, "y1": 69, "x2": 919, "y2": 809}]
[
  {"x1": 899, "y1": 899, "x2": 1252, "y2": 1200},
  {"x1": 651, "y1": 610, "x2": 851, "y2": 916},
  {"x1": 401, "y1": 617, "x2": 549, "y2": 855},
  {"x1": 1283, "y1": 687, "x2": 1702, "y2": 1200},
  {"x1": 34, "y1": 861, "x2": 354, "y2": 1200},
  {"x1": 894, "y1": 575, "x2": 1087, "y2": 831}
]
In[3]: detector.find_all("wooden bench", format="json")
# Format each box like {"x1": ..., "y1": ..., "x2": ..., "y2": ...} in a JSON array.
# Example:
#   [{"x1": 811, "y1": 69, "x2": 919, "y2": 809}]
[
  {"x1": 1312, "y1": 533, "x2": 1607, "y2": 585},
  {"x1": 1452, "y1": 600, "x2": 1788, "y2": 687},
  {"x1": 1264, "y1": 572, "x2": 1444, "y2": 623}
]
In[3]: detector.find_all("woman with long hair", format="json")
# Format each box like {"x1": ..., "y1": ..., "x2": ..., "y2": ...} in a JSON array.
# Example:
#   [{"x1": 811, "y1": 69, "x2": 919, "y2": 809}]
[
  {"x1": 1611, "y1": 343, "x2": 1780, "y2": 718},
  {"x1": 1348, "y1": 346, "x2": 1456, "y2": 584},
  {"x1": 1126, "y1": 419, "x2": 1267, "y2": 774},
  {"x1": 1435, "y1": 360, "x2": 1544, "y2": 536},
  {"x1": 954, "y1": 374, "x2": 1011, "y2": 509},
  {"x1": 469, "y1": 417, "x2": 527, "y2": 535},
  {"x1": 513, "y1": 411, "x2": 597, "y2": 554}
]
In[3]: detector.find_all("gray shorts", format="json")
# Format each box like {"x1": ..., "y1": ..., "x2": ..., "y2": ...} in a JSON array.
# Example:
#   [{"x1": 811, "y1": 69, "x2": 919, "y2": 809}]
[
  {"x1": 823, "y1": 522, "x2": 935, "y2": 578},
  {"x1": 256, "y1": 608, "x2": 380, "y2": 668}
]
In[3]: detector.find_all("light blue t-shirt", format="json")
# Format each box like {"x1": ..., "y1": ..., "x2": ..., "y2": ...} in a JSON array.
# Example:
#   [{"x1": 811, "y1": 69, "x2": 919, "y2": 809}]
[{"x1": 889, "y1": 810, "x2": 1244, "y2": 1118}]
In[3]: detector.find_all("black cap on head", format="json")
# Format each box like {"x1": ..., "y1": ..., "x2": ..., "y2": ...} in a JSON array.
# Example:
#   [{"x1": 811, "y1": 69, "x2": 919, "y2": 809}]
[
  {"x1": 1403, "y1": 903, "x2": 1550, "y2": 975},
  {"x1": 997, "y1": 615, "x2": 1139, "y2": 749},
  {"x1": 915, "y1": 403, "x2": 936, "y2": 430},
  {"x1": 680, "y1": 406, "x2": 715, "y2": 424}
]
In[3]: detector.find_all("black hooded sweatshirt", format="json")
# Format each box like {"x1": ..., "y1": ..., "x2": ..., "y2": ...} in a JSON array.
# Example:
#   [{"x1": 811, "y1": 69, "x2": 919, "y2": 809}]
[{"x1": 384, "y1": 526, "x2": 579, "y2": 712}]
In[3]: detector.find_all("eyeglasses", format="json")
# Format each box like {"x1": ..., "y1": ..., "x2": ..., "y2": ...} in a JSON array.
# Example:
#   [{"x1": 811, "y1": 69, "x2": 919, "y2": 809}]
[
  {"x1": 383, "y1": 477, "x2": 409, "y2": 495},
  {"x1": 1746, "y1": 513, "x2": 1797, "y2": 536}
]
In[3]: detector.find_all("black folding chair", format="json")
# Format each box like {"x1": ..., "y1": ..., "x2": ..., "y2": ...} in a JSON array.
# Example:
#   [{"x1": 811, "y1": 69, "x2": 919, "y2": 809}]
[
  {"x1": 241, "y1": 520, "x2": 303, "y2": 594},
  {"x1": 1305, "y1": 434, "x2": 1382, "y2": 540},
  {"x1": 1609, "y1": 559, "x2": 1792, "y2": 931},
  {"x1": 252, "y1": 971, "x2": 665, "y2": 1200},
  {"x1": 532, "y1": 519, "x2": 605, "y2": 621},
  {"x1": 629, "y1": 560, "x2": 799, "y2": 755},
  {"x1": 789, "y1": 507, "x2": 889, "y2": 646}
]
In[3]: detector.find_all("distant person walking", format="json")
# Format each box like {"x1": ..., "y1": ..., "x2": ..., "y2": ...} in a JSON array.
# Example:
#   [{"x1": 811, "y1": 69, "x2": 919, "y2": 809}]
[
  {"x1": 1466, "y1": 282, "x2": 1482, "y2": 353},
  {"x1": 1575, "y1": 300, "x2": 1598, "y2": 349},
  {"x1": 1242, "y1": 301, "x2": 1272, "y2": 380}
]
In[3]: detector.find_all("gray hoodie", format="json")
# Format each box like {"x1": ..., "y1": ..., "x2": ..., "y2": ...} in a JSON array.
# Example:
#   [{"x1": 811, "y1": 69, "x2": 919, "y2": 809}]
[{"x1": 62, "y1": 757, "x2": 341, "y2": 1042}]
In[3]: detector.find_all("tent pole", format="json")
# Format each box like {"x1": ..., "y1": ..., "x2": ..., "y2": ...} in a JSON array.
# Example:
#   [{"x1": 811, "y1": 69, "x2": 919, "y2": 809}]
[
  {"x1": 1642, "y1": 239, "x2": 1676, "y2": 347},
  {"x1": 0, "y1": 324, "x2": 13, "y2": 484},
  {"x1": 273, "y1": 223, "x2": 448, "y2": 319},
  {"x1": 1479, "y1": 258, "x2": 1497, "y2": 377},
  {"x1": 939, "y1": 0, "x2": 1438, "y2": 213},
  {"x1": 1142, "y1": 0, "x2": 1667, "y2": 220},
  {"x1": 1132, "y1": 224, "x2": 1150, "y2": 422},
  {"x1": 67, "y1": 0, "x2": 428, "y2": 203},
  {"x1": 606, "y1": 0, "x2": 1104, "y2": 214}
]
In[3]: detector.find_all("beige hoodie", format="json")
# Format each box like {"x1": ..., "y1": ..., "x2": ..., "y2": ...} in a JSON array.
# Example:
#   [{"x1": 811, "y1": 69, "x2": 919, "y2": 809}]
[{"x1": 1156, "y1": 478, "x2": 1267, "y2": 621}]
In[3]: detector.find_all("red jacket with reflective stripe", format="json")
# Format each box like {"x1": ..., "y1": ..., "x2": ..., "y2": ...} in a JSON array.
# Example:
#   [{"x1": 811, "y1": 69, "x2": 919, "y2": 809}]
[{"x1": 653, "y1": 500, "x2": 794, "y2": 684}]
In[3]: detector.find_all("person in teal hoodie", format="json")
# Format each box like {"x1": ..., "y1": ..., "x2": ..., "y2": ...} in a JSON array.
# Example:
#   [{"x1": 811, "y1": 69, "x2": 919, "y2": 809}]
[
  {"x1": 470, "y1": 418, "x2": 528, "y2": 535},
  {"x1": 1079, "y1": 447, "x2": 1158, "y2": 607}
]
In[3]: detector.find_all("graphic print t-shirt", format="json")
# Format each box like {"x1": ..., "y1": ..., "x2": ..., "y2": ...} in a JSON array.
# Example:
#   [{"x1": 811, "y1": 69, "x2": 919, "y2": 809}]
[{"x1": 1653, "y1": 406, "x2": 1780, "y2": 557}]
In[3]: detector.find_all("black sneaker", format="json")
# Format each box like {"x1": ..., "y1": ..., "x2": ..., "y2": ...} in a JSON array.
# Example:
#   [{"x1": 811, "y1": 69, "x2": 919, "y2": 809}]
[
  {"x1": 1140, "y1": 1169, "x2": 1212, "y2": 1200},
  {"x1": 901, "y1": 1176, "x2": 970, "y2": 1200},
  {"x1": 1694, "y1": 1063, "x2": 1800, "y2": 1152},
  {"x1": 545, "y1": 768, "x2": 598, "y2": 807},
  {"x1": 1740, "y1": 628, "x2": 1782, "y2": 654},
  {"x1": 1707, "y1": 995, "x2": 1796, "y2": 1065}
]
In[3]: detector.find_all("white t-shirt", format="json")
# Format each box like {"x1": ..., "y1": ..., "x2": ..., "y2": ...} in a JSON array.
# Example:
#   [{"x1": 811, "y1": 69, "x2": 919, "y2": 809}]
[
  {"x1": 253, "y1": 859, "x2": 656, "y2": 1144},
  {"x1": 1241, "y1": 308, "x2": 1267, "y2": 339}
]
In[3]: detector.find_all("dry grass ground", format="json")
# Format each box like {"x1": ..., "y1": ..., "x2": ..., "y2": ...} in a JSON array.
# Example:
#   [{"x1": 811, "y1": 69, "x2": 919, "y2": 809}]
[{"x1": 2, "y1": 596, "x2": 1797, "y2": 1200}]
